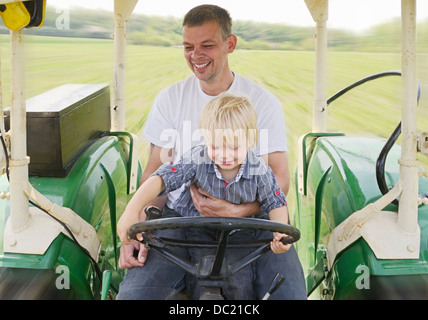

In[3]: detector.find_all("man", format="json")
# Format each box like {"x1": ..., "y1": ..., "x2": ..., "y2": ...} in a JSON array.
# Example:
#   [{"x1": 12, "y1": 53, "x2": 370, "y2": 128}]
[{"x1": 117, "y1": 4, "x2": 306, "y2": 300}]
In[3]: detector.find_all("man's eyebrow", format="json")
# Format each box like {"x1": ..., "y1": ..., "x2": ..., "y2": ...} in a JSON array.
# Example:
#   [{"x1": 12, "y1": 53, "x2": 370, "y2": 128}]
[{"x1": 183, "y1": 40, "x2": 216, "y2": 45}]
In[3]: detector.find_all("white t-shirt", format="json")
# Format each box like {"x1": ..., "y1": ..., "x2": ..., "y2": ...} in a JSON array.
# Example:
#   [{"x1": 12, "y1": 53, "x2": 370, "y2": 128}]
[{"x1": 143, "y1": 72, "x2": 287, "y2": 206}]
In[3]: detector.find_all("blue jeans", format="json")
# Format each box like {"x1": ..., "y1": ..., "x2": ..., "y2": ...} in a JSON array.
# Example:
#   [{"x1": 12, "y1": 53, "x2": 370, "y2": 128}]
[{"x1": 116, "y1": 207, "x2": 307, "y2": 300}]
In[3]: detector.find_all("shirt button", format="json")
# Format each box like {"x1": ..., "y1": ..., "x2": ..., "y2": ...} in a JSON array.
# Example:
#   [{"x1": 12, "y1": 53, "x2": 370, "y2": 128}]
[
  {"x1": 275, "y1": 190, "x2": 280, "y2": 195},
  {"x1": 171, "y1": 167, "x2": 177, "y2": 172}
]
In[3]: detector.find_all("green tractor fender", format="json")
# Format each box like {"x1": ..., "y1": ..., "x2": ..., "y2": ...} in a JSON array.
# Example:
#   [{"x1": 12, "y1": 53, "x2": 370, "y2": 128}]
[
  {"x1": 295, "y1": 134, "x2": 428, "y2": 299},
  {"x1": 0, "y1": 85, "x2": 141, "y2": 299}
]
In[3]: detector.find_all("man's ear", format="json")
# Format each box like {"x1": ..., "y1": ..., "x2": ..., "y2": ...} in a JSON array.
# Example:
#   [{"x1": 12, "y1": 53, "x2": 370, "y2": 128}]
[{"x1": 227, "y1": 34, "x2": 238, "y2": 53}]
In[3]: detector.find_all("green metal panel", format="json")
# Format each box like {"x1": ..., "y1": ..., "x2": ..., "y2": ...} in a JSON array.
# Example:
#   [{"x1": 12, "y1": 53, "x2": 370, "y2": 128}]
[
  {"x1": 0, "y1": 135, "x2": 140, "y2": 299},
  {"x1": 295, "y1": 134, "x2": 428, "y2": 299}
]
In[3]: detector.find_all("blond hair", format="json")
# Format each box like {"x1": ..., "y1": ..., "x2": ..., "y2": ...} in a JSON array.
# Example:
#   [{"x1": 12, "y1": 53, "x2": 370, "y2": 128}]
[{"x1": 199, "y1": 93, "x2": 258, "y2": 148}]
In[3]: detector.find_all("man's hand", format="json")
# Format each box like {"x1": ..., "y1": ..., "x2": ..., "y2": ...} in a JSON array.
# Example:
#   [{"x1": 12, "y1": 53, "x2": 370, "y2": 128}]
[
  {"x1": 190, "y1": 184, "x2": 237, "y2": 217},
  {"x1": 190, "y1": 184, "x2": 261, "y2": 218},
  {"x1": 118, "y1": 241, "x2": 148, "y2": 269}
]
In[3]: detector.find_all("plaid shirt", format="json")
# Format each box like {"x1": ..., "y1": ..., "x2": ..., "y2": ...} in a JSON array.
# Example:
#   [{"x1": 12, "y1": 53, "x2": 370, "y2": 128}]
[{"x1": 152, "y1": 144, "x2": 286, "y2": 217}]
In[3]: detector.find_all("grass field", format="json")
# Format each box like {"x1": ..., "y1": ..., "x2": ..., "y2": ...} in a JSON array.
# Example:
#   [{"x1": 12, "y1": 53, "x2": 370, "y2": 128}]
[{"x1": 1, "y1": 34, "x2": 428, "y2": 208}]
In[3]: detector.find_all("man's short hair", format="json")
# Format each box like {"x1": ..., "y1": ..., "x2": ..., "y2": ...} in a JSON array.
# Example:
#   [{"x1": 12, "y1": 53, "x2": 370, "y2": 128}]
[{"x1": 183, "y1": 4, "x2": 232, "y2": 40}]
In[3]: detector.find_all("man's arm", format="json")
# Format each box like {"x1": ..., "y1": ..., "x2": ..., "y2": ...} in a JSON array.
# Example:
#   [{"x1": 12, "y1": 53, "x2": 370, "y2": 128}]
[
  {"x1": 191, "y1": 151, "x2": 290, "y2": 218},
  {"x1": 261, "y1": 151, "x2": 290, "y2": 195},
  {"x1": 190, "y1": 184, "x2": 260, "y2": 218}
]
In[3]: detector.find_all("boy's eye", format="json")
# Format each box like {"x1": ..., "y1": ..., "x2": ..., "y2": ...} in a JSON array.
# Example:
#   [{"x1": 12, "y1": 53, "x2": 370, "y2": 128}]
[{"x1": 226, "y1": 145, "x2": 240, "y2": 151}]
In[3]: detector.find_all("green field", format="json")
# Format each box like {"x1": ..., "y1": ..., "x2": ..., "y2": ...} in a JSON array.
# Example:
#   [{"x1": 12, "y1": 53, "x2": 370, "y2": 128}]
[{"x1": 1, "y1": 34, "x2": 428, "y2": 213}]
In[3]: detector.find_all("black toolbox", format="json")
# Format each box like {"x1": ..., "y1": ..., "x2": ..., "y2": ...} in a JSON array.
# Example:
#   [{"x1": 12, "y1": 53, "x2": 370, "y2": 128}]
[{"x1": 5, "y1": 83, "x2": 111, "y2": 177}]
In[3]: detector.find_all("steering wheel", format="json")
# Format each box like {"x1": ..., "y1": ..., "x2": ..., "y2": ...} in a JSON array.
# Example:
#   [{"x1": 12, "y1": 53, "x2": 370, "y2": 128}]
[{"x1": 128, "y1": 207, "x2": 300, "y2": 287}]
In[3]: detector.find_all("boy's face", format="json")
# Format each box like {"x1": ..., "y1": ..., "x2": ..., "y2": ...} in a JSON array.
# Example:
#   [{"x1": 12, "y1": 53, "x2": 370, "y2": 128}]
[{"x1": 206, "y1": 135, "x2": 249, "y2": 172}]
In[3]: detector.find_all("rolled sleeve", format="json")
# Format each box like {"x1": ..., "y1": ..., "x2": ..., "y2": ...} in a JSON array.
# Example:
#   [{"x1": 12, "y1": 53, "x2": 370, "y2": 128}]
[
  {"x1": 152, "y1": 162, "x2": 196, "y2": 195},
  {"x1": 257, "y1": 168, "x2": 287, "y2": 213}
]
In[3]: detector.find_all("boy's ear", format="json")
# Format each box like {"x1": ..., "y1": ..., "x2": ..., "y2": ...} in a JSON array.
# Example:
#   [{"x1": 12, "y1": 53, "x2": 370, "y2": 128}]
[{"x1": 227, "y1": 34, "x2": 238, "y2": 53}]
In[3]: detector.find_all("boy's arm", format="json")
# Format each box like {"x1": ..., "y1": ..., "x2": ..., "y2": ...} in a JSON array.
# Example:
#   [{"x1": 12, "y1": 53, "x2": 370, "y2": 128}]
[
  {"x1": 268, "y1": 206, "x2": 289, "y2": 225},
  {"x1": 118, "y1": 175, "x2": 166, "y2": 244},
  {"x1": 269, "y1": 206, "x2": 292, "y2": 254},
  {"x1": 118, "y1": 144, "x2": 170, "y2": 270},
  {"x1": 138, "y1": 144, "x2": 172, "y2": 217}
]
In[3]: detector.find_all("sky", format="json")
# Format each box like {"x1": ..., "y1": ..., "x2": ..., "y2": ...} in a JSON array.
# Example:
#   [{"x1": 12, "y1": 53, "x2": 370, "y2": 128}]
[{"x1": 53, "y1": 0, "x2": 428, "y2": 32}]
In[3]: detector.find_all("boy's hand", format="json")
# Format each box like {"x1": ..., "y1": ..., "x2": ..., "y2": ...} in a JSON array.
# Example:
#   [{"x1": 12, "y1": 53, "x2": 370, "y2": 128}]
[
  {"x1": 270, "y1": 232, "x2": 292, "y2": 254},
  {"x1": 117, "y1": 220, "x2": 130, "y2": 245},
  {"x1": 117, "y1": 214, "x2": 138, "y2": 245}
]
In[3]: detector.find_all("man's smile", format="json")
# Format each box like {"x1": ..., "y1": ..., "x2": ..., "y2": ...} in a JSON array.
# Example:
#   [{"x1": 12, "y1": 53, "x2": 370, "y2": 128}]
[{"x1": 194, "y1": 61, "x2": 211, "y2": 70}]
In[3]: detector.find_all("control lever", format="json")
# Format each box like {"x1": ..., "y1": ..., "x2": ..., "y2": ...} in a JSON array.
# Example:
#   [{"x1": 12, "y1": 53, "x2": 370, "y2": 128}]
[
  {"x1": 280, "y1": 235, "x2": 295, "y2": 245},
  {"x1": 262, "y1": 273, "x2": 285, "y2": 300},
  {"x1": 145, "y1": 206, "x2": 162, "y2": 220}
]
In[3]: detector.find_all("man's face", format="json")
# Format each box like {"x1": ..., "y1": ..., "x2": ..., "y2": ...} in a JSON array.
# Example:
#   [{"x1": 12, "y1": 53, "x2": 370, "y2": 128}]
[{"x1": 182, "y1": 21, "x2": 236, "y2": 84}]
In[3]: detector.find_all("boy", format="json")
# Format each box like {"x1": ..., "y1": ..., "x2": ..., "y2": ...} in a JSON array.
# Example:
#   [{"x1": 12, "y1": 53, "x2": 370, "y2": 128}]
[{"x1": 117, "y1": 93, "x2": 291, "y2": 255}]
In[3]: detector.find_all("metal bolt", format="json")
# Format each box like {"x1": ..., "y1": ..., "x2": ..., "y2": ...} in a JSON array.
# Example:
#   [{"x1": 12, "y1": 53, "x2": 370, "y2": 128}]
[{"x1": 9, "y1": 239, "x2": 17, "y2": 247}]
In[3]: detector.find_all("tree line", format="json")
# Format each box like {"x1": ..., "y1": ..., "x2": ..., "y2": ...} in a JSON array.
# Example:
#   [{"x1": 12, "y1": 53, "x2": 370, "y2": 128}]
[{"x1": 1, "y1": 5, "x2": 427, "y2": 52}]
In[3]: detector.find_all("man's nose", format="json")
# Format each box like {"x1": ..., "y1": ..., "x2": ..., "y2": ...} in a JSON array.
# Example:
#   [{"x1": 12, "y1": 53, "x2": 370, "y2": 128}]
[{"x1": 191, "y1": 46, "x2": 203, "y2": 59}]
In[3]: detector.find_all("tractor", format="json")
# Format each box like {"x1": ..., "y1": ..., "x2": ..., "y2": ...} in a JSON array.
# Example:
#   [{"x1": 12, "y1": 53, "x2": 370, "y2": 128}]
[
  {"x1": 294, "y1": 0, "x2": 428, "y2": 299},
  {"x1": 0, "y1": 0, "x2": 141, "y2": 299}
]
